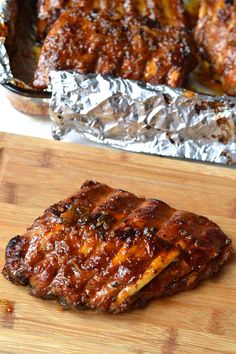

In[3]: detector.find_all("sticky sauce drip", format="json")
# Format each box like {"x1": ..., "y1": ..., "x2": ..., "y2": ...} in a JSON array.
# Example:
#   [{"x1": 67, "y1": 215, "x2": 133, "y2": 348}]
[{"x1": 0, "y1": 299, "x2": 14, "y2": 313}]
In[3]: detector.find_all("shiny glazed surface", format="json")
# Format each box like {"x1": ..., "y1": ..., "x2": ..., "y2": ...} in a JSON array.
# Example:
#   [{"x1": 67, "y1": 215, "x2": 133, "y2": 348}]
[
  {"x1": 2, "y1": 180, "x2": 233, "y2": 313},
  {"x1": 33, "y1": 0, "x2": 195, "y2": 89},
  {"x1": 195, "y1": 0, "x2": 236, "y2": 96},
  {"x1": 37, "y1": 0, "x2": 186, "y2": 38}
]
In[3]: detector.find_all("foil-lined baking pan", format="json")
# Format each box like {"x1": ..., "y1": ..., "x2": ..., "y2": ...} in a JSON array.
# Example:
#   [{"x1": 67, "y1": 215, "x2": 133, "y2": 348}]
[
  {"x1": 0, "y1": 0, "x2": 236, "y2": 165},
  {"x1": 0, "y1": 0, "x2": 50, "y2": 116},
  {"x1": 0, "y1": 0, "x2": 215, "y2": 116}
]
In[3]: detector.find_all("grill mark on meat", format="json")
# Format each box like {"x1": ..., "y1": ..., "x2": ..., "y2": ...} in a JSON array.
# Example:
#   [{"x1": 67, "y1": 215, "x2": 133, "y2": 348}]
[
  {"x1": 83, "y1": 200, "x2": 177, "y2": 310},
  {"x1": 44, "y1": 189, "x2": 144, "y2": 304},
  {"x1": 73, "y1": 189, "x2": 119, "y2": 255},
  {"x1": 82, "y1": 199, "x2": 153, "y2": 280},
  {"x1": 62, "y1": 193, "x2": 146, "y2": 307},
  {"x1": 78, "y1": 191, "x2": 143, "y2": 262},
  {"x1": 25, "y1": 182, "x2": 117, "y2": 299},
  {"x1": 89, "y1": 198, "x2": 230, "y2": 311},
  {"x1": 84, "y1": 238, "x2": 149, "y2": 309},
  {"x1": 2, "y1": 181, "x2": 233, "y2": 313}
]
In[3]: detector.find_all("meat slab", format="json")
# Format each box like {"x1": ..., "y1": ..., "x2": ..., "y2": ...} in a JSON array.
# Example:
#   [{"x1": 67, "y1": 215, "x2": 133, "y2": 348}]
[
  {"x1": 37, "y1": 0, "x2": 186, "y2": 39},
  {"x1": 33, "y1": 3, "x2": 195, "y2": 89},
  {"x1": 2, "y1": 181, "x2": 233, "y2": 313},
  {"x1": 195, "y1": 0, "x2": 236, "y2": 96}
]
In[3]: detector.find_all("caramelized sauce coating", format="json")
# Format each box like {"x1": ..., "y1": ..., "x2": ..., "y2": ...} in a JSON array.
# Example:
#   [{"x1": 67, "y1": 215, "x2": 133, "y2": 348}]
[
  {"x1": 195, "y1": 0, "x2": 236, "y2": 96},
  {"x1": 2, "y1": 181, "x2": 233, "y2": 313},
  {"x1": 37, "y1": 0, "x2": 186, "y2": 39},
  {"x1": 33, "y1": 8, "x2": 195, "y2": 89}
]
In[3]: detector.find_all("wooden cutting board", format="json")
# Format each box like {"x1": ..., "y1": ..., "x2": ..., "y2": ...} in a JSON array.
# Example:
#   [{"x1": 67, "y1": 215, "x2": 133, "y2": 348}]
[{"x1": 0, "y1": 132, "x2": 235, "y2": 354}]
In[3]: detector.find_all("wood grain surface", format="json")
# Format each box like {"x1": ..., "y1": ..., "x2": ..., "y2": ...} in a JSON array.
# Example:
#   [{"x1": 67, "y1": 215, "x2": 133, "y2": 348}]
[{"x1": 0, "y1": 132, "x2": 235, "y2": 354}]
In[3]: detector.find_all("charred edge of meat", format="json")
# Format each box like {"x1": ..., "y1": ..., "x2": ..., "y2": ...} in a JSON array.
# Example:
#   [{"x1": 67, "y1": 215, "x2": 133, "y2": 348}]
[{"x1": 2, "y1": 235, "x2": 29, "y2": 286}]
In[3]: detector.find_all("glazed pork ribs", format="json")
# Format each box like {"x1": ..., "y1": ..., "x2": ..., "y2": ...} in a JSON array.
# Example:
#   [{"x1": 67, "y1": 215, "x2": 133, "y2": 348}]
[
  {"x1": 33, "y1": 6, "x2": 194, "y2": 89},
  {"x1": 37, "y1": 0, "x2": 98, "y2": 39},
  {"x1": 195, "y1": 0, "x2": 236, "y2": 95},
  {"x1": 2, "y1": 181, "x2": 233, "y2": 313},
  {"x1": 37, "y1": 0, "x2": 186, "y2": 39}
]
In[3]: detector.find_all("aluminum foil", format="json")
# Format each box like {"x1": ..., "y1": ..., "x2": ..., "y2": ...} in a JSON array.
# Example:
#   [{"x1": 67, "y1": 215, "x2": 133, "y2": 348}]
[
  {"x1": 50, "y1": 71, "x2": 236, "y2": 166},
  {"x1": 0, "y1": 39, "x2": 12, "y2": 82},
  {"x1": 0, "y1": 0, "x2": 236, "y2": 166},
  {"x1": 0, "y1": 0, "x2": 10, "y2": 24},
  {"x1": 0, "y1": 0, "x2": 38, "y2": 86},
  {"x1": 0, "y1": 0, "x2": 13, "y2": 82}
]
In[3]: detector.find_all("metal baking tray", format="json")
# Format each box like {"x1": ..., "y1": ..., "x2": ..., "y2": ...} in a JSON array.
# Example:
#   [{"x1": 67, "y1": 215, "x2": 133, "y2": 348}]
[
  {"x1": 0, "y1": 0, "x2": 50, "y2": 116},
  {"x1": 0, "y1": 0, "x2": 222, "y2": 117}
]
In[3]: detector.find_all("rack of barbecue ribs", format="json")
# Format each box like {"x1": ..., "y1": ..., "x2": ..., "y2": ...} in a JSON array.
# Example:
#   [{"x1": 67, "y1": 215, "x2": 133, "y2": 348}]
[
  {"x1": 2, "y1": 181, "x2": 233, "y2": 313},
  {"x1": 195, "y1": 0, "x2": 236, "y2": 96},
  {"x1": 33, "y1": 0, "x2": 196, "y2": 89},
  {"x1": 36, "y1": 0, "x2": 186, "y2": 39}
]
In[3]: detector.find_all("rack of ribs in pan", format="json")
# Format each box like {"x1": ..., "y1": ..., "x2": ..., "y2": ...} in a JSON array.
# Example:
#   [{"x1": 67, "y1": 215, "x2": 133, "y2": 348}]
[
  {"x1": 33, "y1": 0, "x2": 196, "y2": 90},
  {"x1": 31, "y1": 0, "x2": 236, "y2": 96}
]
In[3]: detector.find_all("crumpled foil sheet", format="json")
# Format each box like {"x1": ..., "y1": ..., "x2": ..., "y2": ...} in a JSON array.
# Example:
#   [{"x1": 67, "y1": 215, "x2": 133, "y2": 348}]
[
  {"x1": 0, "y1": 39, "x2": 12, "y2": 82},
  {"x1": 50, "y1": 71, "x2": 236, "y2": 166},
  {"x1": 0, "y1": 0, "x2": 9, "y2": 24},
  {"x1": 0, "y1": 0, "x2": 13, "y2": 82},
  {"x1": 0, "y1": 0, "x2": 236, "y2": 166}
]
